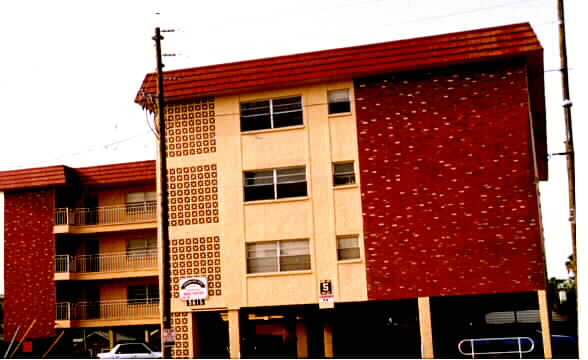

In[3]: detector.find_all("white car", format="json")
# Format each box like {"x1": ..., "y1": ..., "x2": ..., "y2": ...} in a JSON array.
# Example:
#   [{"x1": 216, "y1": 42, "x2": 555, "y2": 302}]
[{"x1": 97, "y1": 343, "x2": 162, "y2": 359}]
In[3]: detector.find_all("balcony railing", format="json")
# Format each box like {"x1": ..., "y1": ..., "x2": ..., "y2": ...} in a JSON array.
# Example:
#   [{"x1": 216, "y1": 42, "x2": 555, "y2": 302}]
[
  {"x1": 55, "y1": 202, "x2": 156, "y2": 226},
  {"x1": 56, "y1": 250, "x2": 158, "y2": 273},
  {"x1": 56, "y1": 299, "x2": 160, "y2": 321}
]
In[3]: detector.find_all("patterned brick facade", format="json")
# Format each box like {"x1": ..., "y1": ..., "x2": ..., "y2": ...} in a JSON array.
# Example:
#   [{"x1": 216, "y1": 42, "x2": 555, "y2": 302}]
[
  {"x1": 4, "y1": 189, "x2": 56, "y2": 339},
  {"x1": 171, "y1": 312, "x2": 192, "y2": 359},
  {"x1": 171, "y1": 236, "x2": 222, "y2": 299},
  {"x1": 355, "y1": 60, "x2": 546, "y2": 300},
  {"x1": 168, "y1": 165, "x2": 219, "y2": 226},
  {"x1": 165, "y1": 98, "x2": 216, "y2": 158}
]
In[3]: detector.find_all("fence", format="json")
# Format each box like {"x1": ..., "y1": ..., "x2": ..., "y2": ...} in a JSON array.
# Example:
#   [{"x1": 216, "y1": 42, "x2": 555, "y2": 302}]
[
  {"x1": 55, "y1": 202, "x2": 156, "y2": 226},
  {"x1": 55, "y1": 249, "x2": 158, "y2": 273},
  {"x1": 56, "y1": 299, "x2": 160, "y2": 321}
]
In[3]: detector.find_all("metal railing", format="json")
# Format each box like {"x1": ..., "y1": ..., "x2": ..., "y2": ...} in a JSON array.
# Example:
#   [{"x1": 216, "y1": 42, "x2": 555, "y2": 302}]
[
  {"x1": 56, "y1": 299, "x2": 160, "y2": 321},
  {"x1": 458, "y1": 337, "x2": 535, "y2": 359},
  {"x1": 55, "y1": 250, "x2": 158, "y2": 273},
  {"x1": 55, "y1": 201, "x2": 156, "y2": 226}
]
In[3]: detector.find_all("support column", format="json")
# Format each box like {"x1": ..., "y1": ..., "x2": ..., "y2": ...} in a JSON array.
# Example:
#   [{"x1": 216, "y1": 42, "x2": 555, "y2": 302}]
[
  {"x1": 323, "y1": 322, "x2": 333, "y2": 358},
  {"x1": 296, "y1": 319, "x2": 309, "y2": 358},
  {"x1": 108, "y1": 329, "x2": 116, "y2": 349},
  {"x1": 418, "y1": 297, "x2": 434, "y2": 359},
  {"x1": 228, "y1": 309, "x2": 241, "y2": 359},
  {"x1": 538, "y1": 290, "x2": 553, "y2": 359}
]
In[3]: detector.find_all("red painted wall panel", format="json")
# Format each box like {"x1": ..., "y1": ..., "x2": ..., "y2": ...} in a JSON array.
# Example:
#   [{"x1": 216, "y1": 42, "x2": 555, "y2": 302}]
[
  {"x1": 355, "y1": 60, "x2": 546, "y2": 300},
  {"x1": 4, "y1": 189, "x2": 56, "y2": 339}
]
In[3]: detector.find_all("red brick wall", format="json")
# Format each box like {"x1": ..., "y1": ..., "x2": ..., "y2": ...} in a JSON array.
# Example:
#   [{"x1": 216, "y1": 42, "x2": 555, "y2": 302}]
[
  {"x1": 4, "y1": 189, "x2": 56, "y2": 339},
  {"x1": 354, "y1": 60, "x2": 546, "y2": 300}
]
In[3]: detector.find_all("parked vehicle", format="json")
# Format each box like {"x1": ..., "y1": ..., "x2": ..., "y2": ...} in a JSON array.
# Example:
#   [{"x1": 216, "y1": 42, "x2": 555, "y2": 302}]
[{"x1": 97, "y1": 343, "x2": 162, "y2": 359}]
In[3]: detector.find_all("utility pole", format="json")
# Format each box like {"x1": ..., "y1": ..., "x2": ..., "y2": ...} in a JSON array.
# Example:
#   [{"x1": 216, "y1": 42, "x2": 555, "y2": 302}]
[
  {"x1": 153, "y1": 26, "x2": 173, "y2": 360},
  {"x1": 556, "y1": 2, "x2": 579, "y2": 357},
  {"x1": 557, "y1": 0, "x2": 576, "y2": 276}
]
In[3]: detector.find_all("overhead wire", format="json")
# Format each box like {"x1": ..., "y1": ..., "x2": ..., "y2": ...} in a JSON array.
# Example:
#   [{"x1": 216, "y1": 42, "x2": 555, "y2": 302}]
[
  {"x1": 9, "y1": 0, "x2": 560, "y2": 170},
  {"x1": 9, "y1": 131, "x2": 153, "y2": 170}
]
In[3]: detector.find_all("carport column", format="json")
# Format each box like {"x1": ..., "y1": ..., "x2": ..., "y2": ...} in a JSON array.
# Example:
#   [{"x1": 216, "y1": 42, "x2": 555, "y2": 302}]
[
  {"x1": 418, "y1": 297, "x2": 434, "y2": 359},
  {"x1": 296, "y1": 319, "x2": 309, "y2": 358},
  {"x1": 108, "y1": 329, "x2": 117, "y2": 349},
  {"x1": 228, "y1": 309, "x2": 241, "y2": 359},
  {"x1": 538, "y1": 290, "x2": 553, "y2": 359},
  {"x1": 323, "y1": 322, "x2": 333, "y2": 358}
]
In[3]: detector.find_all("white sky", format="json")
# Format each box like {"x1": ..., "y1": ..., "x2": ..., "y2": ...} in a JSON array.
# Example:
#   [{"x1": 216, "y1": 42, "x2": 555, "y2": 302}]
[{"x1": 0, "y1": 0, "x2": 584, "y2": 282}]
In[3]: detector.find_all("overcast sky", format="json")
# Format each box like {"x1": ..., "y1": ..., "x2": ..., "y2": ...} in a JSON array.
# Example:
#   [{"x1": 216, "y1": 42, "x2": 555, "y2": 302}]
[{"x1": 0, "y1": 0, "x2": 585, "y2": 282}]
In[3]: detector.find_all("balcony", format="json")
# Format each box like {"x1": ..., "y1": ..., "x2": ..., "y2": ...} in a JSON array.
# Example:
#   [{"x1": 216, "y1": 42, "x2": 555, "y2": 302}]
[
  {"x1": 55, "y1": 250, "x2": 158, "y2": 280},
  {"x1": 54, "y1": 202, "x2": 157, "y2": 234},
  {"x1": 56, "y1": 299, "x2": 160, "y2": 328}
]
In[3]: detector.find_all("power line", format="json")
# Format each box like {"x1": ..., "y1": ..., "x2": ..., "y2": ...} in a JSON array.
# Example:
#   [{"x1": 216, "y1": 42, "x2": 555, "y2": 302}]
[
  {"x1": 160, "y1": 0, "x2": 554, "y2": 69},
  {"x1": 7, "y1": 131, "x2": 153, "y2": 170},
  {"x1": 383, "y1": 0, "x2": 548, "y2": 27}
]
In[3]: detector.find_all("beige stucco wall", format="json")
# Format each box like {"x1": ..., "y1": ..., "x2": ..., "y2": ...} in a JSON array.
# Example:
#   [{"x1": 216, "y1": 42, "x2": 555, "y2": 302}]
[
  {"x1": 165, "y1": 81, "x2": 367, "y2": 314},
  {"x1": 97, "y1": 185, "x2": 156, "y2": 207},
  {"x1": 100, "y1": 278, "x2": 159, "y2": 302}
]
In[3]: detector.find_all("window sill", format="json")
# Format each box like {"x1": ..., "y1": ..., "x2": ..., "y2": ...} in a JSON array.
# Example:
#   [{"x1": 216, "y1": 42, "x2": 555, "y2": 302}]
[
  {"x1": 337, "y1": 258, "x2": 362, "y2": 265},
  {"x1": 241, "y1": 124, "x2": 305, "y2": 136},
  {"x1": 333, "y1": 184, "x2": 358, "y2": 190},
  {"x1": 246, "y1": 269, "x2": 313, "y2": 278},
  {"x1": 244, "y1": 196, "x2": 309, "y2": 206},
  {"x1": 328, "y1": 112, "x2": 352, "y2": 118}
]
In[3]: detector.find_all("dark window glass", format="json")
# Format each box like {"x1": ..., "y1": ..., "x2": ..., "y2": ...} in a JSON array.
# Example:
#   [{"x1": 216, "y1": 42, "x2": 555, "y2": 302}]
[
  {"x1": 121, "y1": 344, "x2": 150, "y2": 353},
  {"x1": 240, "y1": 100, "x2": 271, "y2": 131},
  {"x1": 240, "y1": 97, "x2": 302, "y2": 131},
  {"x1": 328, "y1": 89, "x2": 351, "y2": 114},
  {"x1": 273, "y1": 97, "x2": 303, "y2": 128},
  {"x1": 128, "y1": 285, "x2": 159, "y2": 304},
  {"x1": 276, "y1": 168, "x2": 307, "y2": 198},
  {"x1": 243, "y1": 170, "x2": 274, "y2": 201},
  {"x1": 333, "y1": 162, "x2": 356, "y2": 186},
  {"x1": 118, "y1": 344, "x2": 147, "y2": 354}
]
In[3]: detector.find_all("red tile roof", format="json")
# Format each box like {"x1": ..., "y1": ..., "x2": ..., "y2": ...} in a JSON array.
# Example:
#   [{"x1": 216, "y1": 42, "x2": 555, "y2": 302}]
[
  {"x1": 0, "y1": 160, "x2": 155, "y2": 191},
  {"x1": 0, "y1": 166, "x2": 69, "y2": 191},
  {"x1": 135, "y1": 22, "x2": 546, "y2": 179},
  {"x1": 135, "y1": 23, "x2": 543, "y2": 104},
  {"x1": 75, "y1": 160, "x2": 156, "y2": 186}
]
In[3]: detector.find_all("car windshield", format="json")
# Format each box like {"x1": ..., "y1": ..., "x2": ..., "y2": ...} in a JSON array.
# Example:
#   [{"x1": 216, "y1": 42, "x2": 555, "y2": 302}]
[{"x1": 142, "y1": 343, "x2": 160, "y2": 352}]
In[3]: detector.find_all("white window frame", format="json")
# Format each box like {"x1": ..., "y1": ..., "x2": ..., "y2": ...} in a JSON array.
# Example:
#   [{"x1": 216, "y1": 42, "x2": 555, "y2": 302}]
[
  {"x1": 247, "y1": 239, "x2": 311, "y2": 274},
  {"x1": 126, "y1": 191, "x2": 156, "y2": 213},
  {"x1": 127, "y1": 238, "x2": 157, "y2": 255},
  {"x1": 243, "y1": 166, "x2": 307, "y2": 201},
  {"x1": 336, "y1": 235, "x2": 361, "y2": 261},
  {"x1": 128, "y1": 284, "x2": 159, "y2": 304},
  {"x1": 240, "y1": 96, "x2": 304, "y2": 132},
  {"x1": 333, "y1": 161, "x2": 356, "y2": 186},
  {"x1": 327, "y1": 89, "x2": 351, "y2": 115}
]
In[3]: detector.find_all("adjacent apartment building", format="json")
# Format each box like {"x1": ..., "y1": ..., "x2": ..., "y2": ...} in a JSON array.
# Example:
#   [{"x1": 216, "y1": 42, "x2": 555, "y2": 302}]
[
  {"x1": 135, "y1": 23, "x2": 554, "y2": 358},
  {"x1": 0, "y1": 161, "x2": 160, "y2": 356}
]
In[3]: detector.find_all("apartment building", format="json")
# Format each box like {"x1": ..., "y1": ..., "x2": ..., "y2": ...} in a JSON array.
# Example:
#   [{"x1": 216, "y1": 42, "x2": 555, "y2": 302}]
[
  {"x1": 136, "y1": 22, "x2": 552, "y2": 359},
  {"x1": 0, "y1": 160, "x2": 160, "y2": 356}
]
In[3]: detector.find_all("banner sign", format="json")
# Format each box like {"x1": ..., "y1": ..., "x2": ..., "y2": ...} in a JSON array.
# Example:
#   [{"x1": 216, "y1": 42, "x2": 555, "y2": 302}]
[{"x1": 180, "y1": 277, "x2": 208, "y2": 301}]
